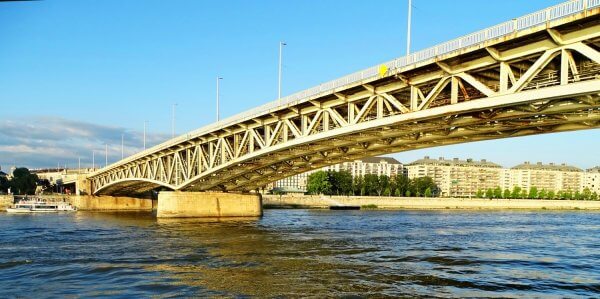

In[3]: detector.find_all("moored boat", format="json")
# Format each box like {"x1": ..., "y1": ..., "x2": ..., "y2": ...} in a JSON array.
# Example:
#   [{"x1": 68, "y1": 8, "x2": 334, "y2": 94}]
[{"x1": 6, "y1": 199, "x2": 77, "y2": 213}]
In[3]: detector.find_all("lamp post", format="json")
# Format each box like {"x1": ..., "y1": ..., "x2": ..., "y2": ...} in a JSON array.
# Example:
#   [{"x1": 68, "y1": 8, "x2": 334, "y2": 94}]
[
  {"x1": 121, "y1": 133, "x2": 124, "y2": 159},
  {"x1": 143, "y1": 120, "x2": 148, "y2": 150},
  {"x1": 278, "y1": 41, "x2": 286, "y2": 103},
  {"x1": 172, "y1": 103, "x2": 177, "y2": 138},
  {"x1": 407, "y1": 0, "x2": 412, "y2": 55},
  {"x1": 216, "y1": 77, "x2": 223, "y2": 121}
]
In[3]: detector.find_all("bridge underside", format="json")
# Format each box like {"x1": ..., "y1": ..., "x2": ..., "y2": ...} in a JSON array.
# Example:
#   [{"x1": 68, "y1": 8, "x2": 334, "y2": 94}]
[{"x1": 91, "y1": 9, "x2": 600, "y2": 196}]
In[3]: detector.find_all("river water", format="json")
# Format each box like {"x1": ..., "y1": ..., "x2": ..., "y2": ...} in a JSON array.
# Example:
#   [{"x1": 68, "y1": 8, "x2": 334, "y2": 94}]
[{"x1": 0, "y1": 209, "x2": 599, "y2": 298}]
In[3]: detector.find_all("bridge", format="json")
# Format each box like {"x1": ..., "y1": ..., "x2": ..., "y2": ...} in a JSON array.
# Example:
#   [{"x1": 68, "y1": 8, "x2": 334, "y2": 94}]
[{"x1": 85, "y1": 0, "x2": 600, "y2": 216}]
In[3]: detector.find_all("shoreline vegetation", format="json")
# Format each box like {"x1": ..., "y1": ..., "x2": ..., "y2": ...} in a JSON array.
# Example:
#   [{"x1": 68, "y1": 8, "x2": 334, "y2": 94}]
[{"x1": 262, "y1": 195, "x2": 600, "y2": 211}]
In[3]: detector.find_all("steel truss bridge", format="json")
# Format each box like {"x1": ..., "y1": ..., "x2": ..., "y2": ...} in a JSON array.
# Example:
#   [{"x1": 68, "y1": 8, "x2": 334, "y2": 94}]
[{"x1": 90, "y1": 0, "x2": 600, "y2": 196}]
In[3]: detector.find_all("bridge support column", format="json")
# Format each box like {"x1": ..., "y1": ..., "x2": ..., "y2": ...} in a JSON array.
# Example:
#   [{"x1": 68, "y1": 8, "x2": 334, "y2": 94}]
[{"x1": 156, "y1": 191, "x2": 263, "y2": 218}]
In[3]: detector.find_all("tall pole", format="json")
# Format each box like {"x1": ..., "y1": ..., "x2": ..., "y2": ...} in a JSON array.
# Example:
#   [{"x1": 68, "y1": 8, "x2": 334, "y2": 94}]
[
  {"x1": 216, "y1": 77, "x2": 223, "y2": 121},
  {"x1": 406, "y1": 0, "x2": 412, "y2": 55},
  {"x1": 278, "y1": 41, "x2": 286, "y2": 103},
  {"x1": 143, "y1": 121, "x2": 148, "y2": 150},
  {"x1": 121, "y1": 133, "x2": 124, "y2": 159},
  {"x1": 105, "y1": 143, "x2": 108, "y2": 167},
  {"x1": 172, "y1": 103, "x2": 177, "y2": 138}
]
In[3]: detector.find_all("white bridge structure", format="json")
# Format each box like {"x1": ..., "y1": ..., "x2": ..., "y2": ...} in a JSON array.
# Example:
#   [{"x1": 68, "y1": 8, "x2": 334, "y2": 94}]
[{"x1": 89, "y1": 0, "x2": 600, "y2": 196}]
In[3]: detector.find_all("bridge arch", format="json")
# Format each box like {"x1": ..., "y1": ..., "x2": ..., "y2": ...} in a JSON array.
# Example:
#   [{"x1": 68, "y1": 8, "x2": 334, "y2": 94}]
[{"x1": 93, "y1": 178, "x2": 175, "y2": 196}]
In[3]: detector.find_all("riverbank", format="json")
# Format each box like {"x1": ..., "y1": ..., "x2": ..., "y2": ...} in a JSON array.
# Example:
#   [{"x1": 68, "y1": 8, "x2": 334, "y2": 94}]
[
  {"x1": 263, "y1": 194, "x2": 600, "y2": 210},
  {"x1": 0, "y1": 195, "x2": 154, "y2": 212}
]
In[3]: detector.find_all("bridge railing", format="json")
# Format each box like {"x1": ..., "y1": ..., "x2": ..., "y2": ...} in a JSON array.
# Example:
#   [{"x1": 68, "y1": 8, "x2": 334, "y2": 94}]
[{"x1": 93, "y1": 0, "x2": 599, "y2": 174}]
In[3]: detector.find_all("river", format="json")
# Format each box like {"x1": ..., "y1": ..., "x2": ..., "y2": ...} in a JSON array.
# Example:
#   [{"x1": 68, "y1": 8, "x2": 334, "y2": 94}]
[{"x1": 0, "y1": 209, "x2": 598, "y2": 297}]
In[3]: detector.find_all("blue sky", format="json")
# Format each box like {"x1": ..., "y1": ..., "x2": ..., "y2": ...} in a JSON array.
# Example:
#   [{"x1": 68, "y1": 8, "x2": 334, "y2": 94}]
[{"x1": 0, "y1": 0, "x2": 598, "y2": 169}]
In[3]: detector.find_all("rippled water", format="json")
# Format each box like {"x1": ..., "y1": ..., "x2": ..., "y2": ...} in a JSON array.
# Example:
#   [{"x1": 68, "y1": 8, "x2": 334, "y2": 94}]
[{"x1": 0, "y1": 210, "x2": 599, "y2": 298}]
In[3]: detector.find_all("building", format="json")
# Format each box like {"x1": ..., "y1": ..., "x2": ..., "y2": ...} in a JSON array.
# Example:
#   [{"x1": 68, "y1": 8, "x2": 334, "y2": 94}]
[
  {"x1": 582, "y1": 167, "x2": 600, "y2": 194},
  {"x1": 508, "y1": 162, "x2": 583, "y2": 193},
  {"x1": 406, "y1": 156, "x2": 502, "y2": 197},
  {"x1": 272, "y1": 156, "x2": 404, "y2": 193}
]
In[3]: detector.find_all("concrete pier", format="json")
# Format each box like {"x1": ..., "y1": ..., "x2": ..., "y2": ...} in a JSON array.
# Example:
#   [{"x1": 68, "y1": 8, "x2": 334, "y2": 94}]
[{"x1": 157, "y1": 191, "x2": 263, "y2": 218}]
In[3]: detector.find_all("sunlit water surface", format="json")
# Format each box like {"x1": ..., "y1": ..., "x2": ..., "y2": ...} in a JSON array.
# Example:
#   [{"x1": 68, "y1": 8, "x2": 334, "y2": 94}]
[{"x1": 0, "y1": 210, "x2": 599, "y2": 298}]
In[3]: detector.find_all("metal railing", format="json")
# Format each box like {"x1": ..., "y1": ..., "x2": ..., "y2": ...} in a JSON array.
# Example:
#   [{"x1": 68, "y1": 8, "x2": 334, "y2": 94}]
[{"x1": 94, "y1": 0, "x2": 598, "y2": 174}]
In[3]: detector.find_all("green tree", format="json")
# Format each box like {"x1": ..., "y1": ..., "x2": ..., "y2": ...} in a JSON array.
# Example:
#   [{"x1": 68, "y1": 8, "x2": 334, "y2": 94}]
[
  {"x1": 377, "y1": 175, "x2": 390, "y2": 196},
  {"x1": 538, "y1": 189, "x2": 547, "y2": 200},
  {"x1": 494, "y1": 186, "x2": 502, "y2": 199},
  {"x1": 424, "y1": 187, "x2": 432, "y2": 198},
  {"x1": 363, "y1": 174, "x2": 379, "y2": 196},
  {"x1": 410, "y1": 176, "x2": 438, "y2": 197},
  {"x1": 511, "y1": 186, "x2": 522, "y2": 199},
  {"x1": 307, "y1": 171, "x2": 331, "y2": 195},
  {"x1": 10, "y1": 168, "x2": 39, "y2": 195},
  {"x1": 503, "y1": 189, "x2": 511, "y2": 199},
  {"x1": 329, "y1": 170, "x2": 353, "y2": 196},
  {"x1": 591, "y1": 192, "x2": 598, "y2": 201},
  {"x1": 564, "y1": 190, "x2": 573, "y2": 200},
  {"x1": 485, "y1": 188, "x2": 494, "y2": 199},
  {"x1": 520, "y1": 189, "x2": 528, "y2": 199},
  {"x1": 393, "y1": 175, "x2": 410, "y2": 197},
  {"x1": 394, "y1": 188, "x2": 401, "y2": 197},
  {"x1": 547, "y1": 190, "x2": 556, "y2": 199},
  {"x1": 574, "y1": 190, "x2": 582, "y2": 200},
  {"x1": 353, "y1": 175, "x2": 364, "y2": 196},
  {"x1": 0, "y1": 176, "x2": 9, "y2": 193},
  {"x1": 383, "y1": 187, "x2": 392, "y2": 197},
  {"x1": 528, "y1": 186, "x2": 539, "y2": 199},
  {"x1": 582, "y1": 187, "x2": 592, "y2": 200},
  {"x1": 405, "y1": 190, "x2": 411, "y2": 197},
  {"x1": 475, "y1": 189, "x2": 484, "y2": 198}
]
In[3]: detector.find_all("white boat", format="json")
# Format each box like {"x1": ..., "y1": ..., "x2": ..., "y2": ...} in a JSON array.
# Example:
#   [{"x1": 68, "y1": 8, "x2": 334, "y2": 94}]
[{"x1": 6, "y1": 199, "x2": 77, "y2": 213}]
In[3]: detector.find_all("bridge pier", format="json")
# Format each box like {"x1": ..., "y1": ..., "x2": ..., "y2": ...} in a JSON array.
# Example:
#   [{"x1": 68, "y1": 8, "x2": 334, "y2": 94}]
[{"x1": 156, "y1": 191, "x2": 263, "y2": 218}]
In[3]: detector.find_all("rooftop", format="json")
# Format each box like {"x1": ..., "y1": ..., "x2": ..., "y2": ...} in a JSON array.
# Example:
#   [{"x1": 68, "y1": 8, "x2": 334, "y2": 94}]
[
  {"x1": 408, "y1": 156, "x2": 501, "y2": 168},
  {"x1": 355, "y1": 156, "x2": 402, "y2": 165},
  {"x1": 512, "y1": 162, "x2": 582, "y2": 172}
]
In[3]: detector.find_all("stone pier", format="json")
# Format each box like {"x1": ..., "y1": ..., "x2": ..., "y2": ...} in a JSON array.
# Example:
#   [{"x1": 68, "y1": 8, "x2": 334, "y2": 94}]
[{"x1": 157, "y1": 191, "x2": 263, "y2": 218}]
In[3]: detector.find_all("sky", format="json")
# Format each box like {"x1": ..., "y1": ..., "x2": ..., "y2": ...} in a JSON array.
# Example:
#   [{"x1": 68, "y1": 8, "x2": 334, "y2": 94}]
[{"x1": 0, "y1": 0, "x2": 598, "y2": 170}]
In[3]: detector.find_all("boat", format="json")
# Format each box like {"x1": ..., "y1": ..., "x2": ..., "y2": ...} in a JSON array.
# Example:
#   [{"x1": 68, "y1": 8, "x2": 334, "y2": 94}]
[{"x1": 6, "y1": 199, "x2": 77, "y2": 213}]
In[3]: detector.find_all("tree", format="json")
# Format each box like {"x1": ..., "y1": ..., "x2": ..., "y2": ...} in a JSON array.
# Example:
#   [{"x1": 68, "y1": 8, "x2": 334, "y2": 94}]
[
  {"x1": 582, "y1": 187, "x2": 592, "y2": 200},
  {"x1": 383, "y1": 187, "x2": 392, "y2": 197},
  {"x1": 405, "y1": 190, "x2": 411, "y2": 197},
  {"x1": 511, "y1": 186, "x2": 522, "y2": 199},
  {"x1": 547, "y1": 190, "x2": 556, "y2": 199},
  {"x1": 494, "y1": 186, "x2": 502, "y2": 199},
  {"x1": 538, "y1": 189, "x2": 547, "y2": 200},
  {"x1": 394, "y1": 188, "x2": 401, "y2": 197},
  {"x1": 377, "y1": 175, "x2": 390, "y2": 196},
  {"x1": 574, "y1": 191, "x2": 582, "y2": 200},
  {"x1": 329, "y1": 170, "x2": 352, "y2": 196},
  {"x1": 485, "y1": 188, "x2": 494, "y2": 199},
  {"x1": 364, "y1": 174, "x2": 379, "y2": 196},
  {"x1": 528, "y1": 186, "x2": 539, "y2": 199},
  {"x1": 564, "y1": 190, "x2": 573, "y2": 200},
  {"x1": 307, "y1": 171, "x2": 331, "y2": 195},
  {"x1": 476, "y1": 189, "x2": 484, "y2": 198},
  {"x1": 592, "y1": 192, "x2": 598, "y2": 201},
  {"x1": 503, "y1": 189, "x2": 511, "y2": 199},
  {"x1": 410, "y1": 176, "x2": 438, "y2": 197},
  {"x1": 520, "y1": 189, "x2": 528, "y2": 199},
  {"x1": 353, "y1": 175, "x2": 364, "y2": 196},
  {"x1": 0, "y1": 176, "x2": 9, "y2": 194},
  {"x1": 393, "y1": 175, "x2": 410, "y2": 197},
  {"x1": 424, "y1": 187, "x2": 432, "y2": 197},
  {"x1": 10, "y1": 168, "x2": 38, "y2": 195}
]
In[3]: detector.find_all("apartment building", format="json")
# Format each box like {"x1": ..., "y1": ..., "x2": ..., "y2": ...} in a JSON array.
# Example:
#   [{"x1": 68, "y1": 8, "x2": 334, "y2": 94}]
[
  {"x1": 509, "y1": 162, "x2": 583, "y2": 192},
  {"x1": 583, "y1": 167, "x2": 600, "y2": 194},
  {"x1": 406, "y1": 156, "x2": 502, "y2": 197}
]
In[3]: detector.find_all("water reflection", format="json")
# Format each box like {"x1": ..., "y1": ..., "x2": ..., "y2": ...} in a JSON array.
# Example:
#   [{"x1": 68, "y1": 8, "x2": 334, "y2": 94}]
[{"x1": 0, "y1": 210, "x2": 599, "y2": 297}]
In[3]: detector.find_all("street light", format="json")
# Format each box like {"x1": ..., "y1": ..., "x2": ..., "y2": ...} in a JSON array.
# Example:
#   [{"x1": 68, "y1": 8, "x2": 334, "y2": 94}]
[
  {"x1": 278, "y1": 41, "x2": 286, "y2": 103},
  {"x1": 407, "y1": 0, "x2": 412, "y2": 55},
  {"x1": 143, "y1": 121, "x2": 148, "y2": 150},
  {"x1": 172, "y1": 103, "x2": 177, "y2": 138},
  {"x1": 216, "y1": 77, "x2": 223, "y2": 121}
]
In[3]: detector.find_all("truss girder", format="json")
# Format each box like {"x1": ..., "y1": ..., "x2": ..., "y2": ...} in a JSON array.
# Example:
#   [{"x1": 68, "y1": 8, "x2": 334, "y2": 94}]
[{"x1": 90, "y1": 21, "x2": 600, "y2": 196}]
